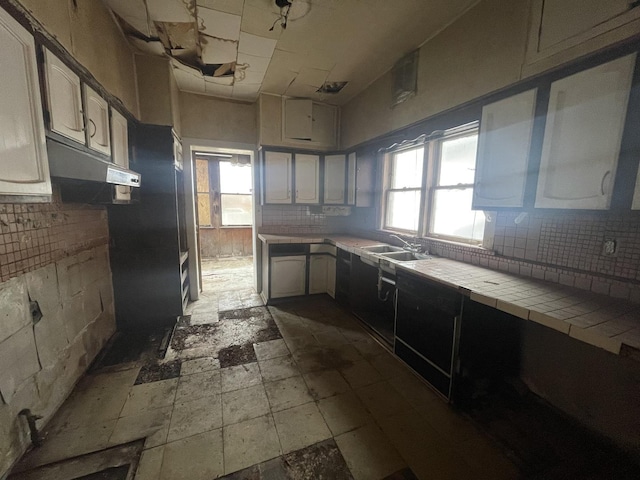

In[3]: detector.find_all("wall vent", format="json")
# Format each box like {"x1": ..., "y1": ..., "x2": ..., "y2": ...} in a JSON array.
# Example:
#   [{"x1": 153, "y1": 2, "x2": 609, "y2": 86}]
[{"x1": 392, "y1": 50, "x2": 418, "y2": 106}]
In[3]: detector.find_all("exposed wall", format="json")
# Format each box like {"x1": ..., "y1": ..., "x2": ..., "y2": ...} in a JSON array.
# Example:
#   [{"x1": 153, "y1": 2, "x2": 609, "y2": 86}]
[
  {"x1": 341, "y1": 0, "x2": 529, "y2": 148},
  {"x1": 16, "y1": 0, "x2": 138, "y2": 116},
  {"x1": 199, "y1": 228, "x2": 252, "y2": 258},
  {"x1": 180, "y1": 92, "x2": 257, "y2": 145},
  {"x1": 0, "y1": 194, "x2": 115, "y2": 475}
]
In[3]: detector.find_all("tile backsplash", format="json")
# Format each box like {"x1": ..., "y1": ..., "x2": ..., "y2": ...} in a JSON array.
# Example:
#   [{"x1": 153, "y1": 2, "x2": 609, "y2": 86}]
[{"x1": 259, "y1": 205, "x2": 351, "y2": 235}]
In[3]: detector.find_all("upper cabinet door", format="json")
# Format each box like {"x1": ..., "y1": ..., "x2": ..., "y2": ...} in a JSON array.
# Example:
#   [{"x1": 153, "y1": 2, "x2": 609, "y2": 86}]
[
  {"x1": 85, "y1": 85, "x2": 110, "y2": 156},
  {"x1": 44, "y1": 48, "x2": 85, "y2": 143},
  {"x1": 347, "y1": 152, "x2": 357, "y2": 205},
  {"x1": 111, "y1": 109, "x2": 130, "y2": 201},
  {"x1": 473, "y1": 89, "x2": 537, "y2": 209},
  {"x1": 535, "y1": 54, "x2": 636, "y2": 210},
  {"x1": 111, "y1": 109, "x2": 129, "y2": 168},
  {"x1": 284, "y1": 99, "x2": 313, "y2": 140},
  {"x1": 0, "y1": 8, "x2": 50, "y2": 198},
  {"x1": 294, "y1": 154, "x2": 320, "y2": 204},
  {"x1": 264, "y1": 151, "x2": 292, "y2": 204},
  {"x1": 324, "y1": 154, "x2": 346, "y2": 204}
]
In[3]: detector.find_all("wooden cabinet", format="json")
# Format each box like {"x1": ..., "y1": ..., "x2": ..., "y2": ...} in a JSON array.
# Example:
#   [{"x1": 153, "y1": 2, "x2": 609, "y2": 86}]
[
  {"x1": 324, "y1": 154, "x2": 346, "y2": 204},
  {"x1": 0, "y1": 8, "x2": 50, "y2": 199},
  {"x1": 270, "y1": 256, "x2": 307, "y2": 299},
  {"x1": 473, "y1": 89, "x2": 537, "y2": 209},
  {"x1": 294, "y1": 153, "x2": 320, "y2": 204},
  {"x1": 84, "y1": 85, "x2": 111, "y2": 156},
  {"x1": 44, "y1": 48, "x2": 85, "y2": 143},
  {"x1": 309, "y1": 254, "x2": 337, "y2": 296},
  {"x1": 347, "y1": 153, "x2": 356, "y2": 205},
  {"x1": 283, "y1": 98, "x2": 337, "y2": 147},
  {"x1": 111, "y1": 109, "x2": 130, "y2": 202},
  {"x1": 535, "y1": 54, "x2": 635, "y2": 209},
  {"x1": 264, "y1": 151, "x2": 292, "y2": 204}
]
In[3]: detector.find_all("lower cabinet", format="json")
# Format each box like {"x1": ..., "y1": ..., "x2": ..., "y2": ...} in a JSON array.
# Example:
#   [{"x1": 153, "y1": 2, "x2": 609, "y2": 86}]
[
  {"x1": 309, "y1": 254, "x2": 336, "y2": 296},
  {"x1": 270, "y1": 255, "x2": 307, "y2": 299}
]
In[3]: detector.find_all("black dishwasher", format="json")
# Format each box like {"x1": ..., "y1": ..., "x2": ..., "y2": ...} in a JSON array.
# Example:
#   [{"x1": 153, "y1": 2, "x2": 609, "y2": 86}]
[{"x1": 395, "y1": 272, "x2": 461, "y2": 399}]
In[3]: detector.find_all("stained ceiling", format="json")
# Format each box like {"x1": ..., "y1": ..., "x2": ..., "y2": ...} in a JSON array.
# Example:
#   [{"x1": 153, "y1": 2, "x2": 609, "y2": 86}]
[{"x1": 104, "y1": 0, "x2": 478, "y2": 104}]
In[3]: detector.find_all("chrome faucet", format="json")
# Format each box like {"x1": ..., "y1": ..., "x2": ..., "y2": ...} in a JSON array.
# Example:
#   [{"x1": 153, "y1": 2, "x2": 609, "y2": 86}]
[{"x1": 390, "y1": 234, "x2": 422, "y2": 253}]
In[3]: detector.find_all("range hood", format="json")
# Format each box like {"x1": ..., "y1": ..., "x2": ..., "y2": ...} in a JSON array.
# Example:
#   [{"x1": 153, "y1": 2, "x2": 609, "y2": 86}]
[{"x1": 47, "y1": 139, "x2": 141, "y2": 187}]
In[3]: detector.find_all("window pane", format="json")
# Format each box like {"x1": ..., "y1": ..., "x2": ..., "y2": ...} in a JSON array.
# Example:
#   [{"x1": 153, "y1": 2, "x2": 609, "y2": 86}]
[
  {"x1": 391, "y1": 147, "x2": 423, "y2": 189},
  {"x1": 431, "y1": 188, "x2": 485, "y2": 241},
  {"x1": 438, "y1": 134, "x2": 478, "y2": 186},
  {"x1": 386, "y1": 190, "x2": 421, "y2": 232},
  {"x1": 220, "y1": 162, "x2": 252, "y2": 194},
  {"x1": 221, "y1": 194, "x2": 252, "y2": 226},
  {"x1": 197, "y1": 193, "x2": 211, "y2": 226},
  {"x1": 196, "y1": 159, "x2": 209, "y2": 193}
]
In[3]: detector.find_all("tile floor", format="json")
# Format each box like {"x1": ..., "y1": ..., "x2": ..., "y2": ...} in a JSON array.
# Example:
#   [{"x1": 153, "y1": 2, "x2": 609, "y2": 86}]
[{"x1": 11, "y1": 257, "x2": 520, "y2": 480}]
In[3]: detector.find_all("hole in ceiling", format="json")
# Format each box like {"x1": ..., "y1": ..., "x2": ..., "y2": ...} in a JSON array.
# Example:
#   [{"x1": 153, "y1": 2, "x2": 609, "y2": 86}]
[{"x1": 317, "y1": 81, "x2": 348, "y2": 94}]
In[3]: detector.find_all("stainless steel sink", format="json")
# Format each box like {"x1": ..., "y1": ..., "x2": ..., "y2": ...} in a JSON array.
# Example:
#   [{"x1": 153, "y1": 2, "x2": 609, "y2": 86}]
[
  {"x1": 378, "y1": 251, "x2": 432, "y2": 261},
  {"x1": 361, "y1": 245, "x2": 403, "y2": 253}
]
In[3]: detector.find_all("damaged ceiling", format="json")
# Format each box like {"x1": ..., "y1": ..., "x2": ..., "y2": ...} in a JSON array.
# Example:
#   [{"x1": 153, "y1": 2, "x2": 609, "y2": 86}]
[{"x1": 103, "y1": 0, "x2": 479, "y2": 104}]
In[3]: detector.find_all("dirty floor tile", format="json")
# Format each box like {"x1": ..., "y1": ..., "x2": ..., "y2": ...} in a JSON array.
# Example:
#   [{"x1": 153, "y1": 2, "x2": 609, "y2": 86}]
[
  {"x1": 264, "y1": 375, "x2": 313, "y2": 412},
  {"x1": 223, "y1": 414, "x2": 281, "y2": 474},
  {"x1": 110, "y1": 406, "x2": 172, "y2": 445},
  {"x1": 167, "y1": 394, "x2": 223, "y2": 442},
  {"x1": 303, "y1": 369, "x2": 351, "y2": 400},
  {"x1": 273, "y1": 402, "x2": 332, "y2": 453},
  {"x1": 222, "y1": 384, "x2": 270, "y2": 426},
  {"x1": 317, "y1": 392, "x2": 374, "y2": 436},
  {"x1": 135, "y1": 446, "x2": 165, "y2": 480},
  {"x1": 175, "y1": 369, "x2": 221, "y2": 402},
  {"x1": 335, "y1": 424, "x2": 406, "y2": 480},
  {"x1": 160, "y1": 429, "x2": 224, "y2": 480},
  {"x1": 339, "y1": 360, "x2": 382, "y2": 389},
  {"x1": 258, "y1": 355, "x2": 300, "y2": 382},
  {"x1": 355, "y1": 381, "x2": 413, "y2": 421},
  {"x1": 253, "y1": 339, "x2": 290, "y2": 361},
  {"x1": 120, "y1": 378, "x2": 178, "y2": 417},
  {"x1": 283, "y1": 439, "x2": 354, "y2": 479},
  {"x1": 180, "y1": 356, "x2": 220, "y2": 376},
  {"x1": 221, "y1": 362, "x2": 262, "y2": 392}
]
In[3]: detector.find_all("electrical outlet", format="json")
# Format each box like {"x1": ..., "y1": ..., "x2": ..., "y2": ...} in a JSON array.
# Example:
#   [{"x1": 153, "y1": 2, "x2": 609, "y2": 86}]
[{"x1": 602, "y1": 238, "x2": 617, "y2": 256}]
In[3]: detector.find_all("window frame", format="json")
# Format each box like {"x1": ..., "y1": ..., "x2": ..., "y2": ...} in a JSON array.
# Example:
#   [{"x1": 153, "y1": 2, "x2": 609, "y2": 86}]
[
  {"x1": 381, "y1": 144, "x2": 427, "y2": 234},
  {"x1": 380, "y1": 122, "x2": 492, "y2": 247}
]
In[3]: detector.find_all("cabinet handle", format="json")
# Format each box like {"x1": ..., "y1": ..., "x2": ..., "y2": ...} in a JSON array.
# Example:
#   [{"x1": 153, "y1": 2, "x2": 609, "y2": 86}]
[
  {"x1": 601, "y1": 170, "x2": 611, "y2": 195},
  {"x1": 89, "y1": 119, "x2": 97, "y2": 138}
]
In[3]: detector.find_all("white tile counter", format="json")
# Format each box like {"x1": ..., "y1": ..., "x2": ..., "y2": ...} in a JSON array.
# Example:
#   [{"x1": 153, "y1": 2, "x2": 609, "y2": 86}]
[{"x1": 258, "y1": 234, "x2": 640, "y2": 355}]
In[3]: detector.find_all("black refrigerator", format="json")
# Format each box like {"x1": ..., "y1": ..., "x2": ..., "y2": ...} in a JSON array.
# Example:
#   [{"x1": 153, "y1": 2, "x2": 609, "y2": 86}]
[{"x1": 108, "y1": 124, "x2": 189, "y2": 331}]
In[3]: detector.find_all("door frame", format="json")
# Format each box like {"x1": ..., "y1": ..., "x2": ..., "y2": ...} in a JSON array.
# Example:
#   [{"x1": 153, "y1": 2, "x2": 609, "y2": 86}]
[{"x1": 181, "y1": 138, "x2": 258, "y2": 301}]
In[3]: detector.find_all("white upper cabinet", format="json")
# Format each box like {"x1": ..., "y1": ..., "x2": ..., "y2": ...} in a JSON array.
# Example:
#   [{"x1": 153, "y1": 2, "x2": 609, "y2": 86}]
[
  {"x1": 0, "y1": 8, "x2": 50, "y2": 198},
  {"x1": 264, "y1": 151, "x2": 292, "y2": 204},
  {"x1": 294, "y1": 153, "x2": 320, "y2": 204},
  {"x1": 111, "y1": 109, "x2": 130, "y2": 201},
  {"x1": 284, "y1": 99, "x2": 312, "y2": 140},
  {"x1": 473, "y1": 89, "x2": 537, "y2": 209},
  {"x1": 324, "y1": 154, "x2": 346, "y2": 204},
  {"x1": 282, "y1": 98, "x2": 338, "y2": 147},
  {"x1": 347, "y1": 152, "x2": 357, "y2": 205},
  {"x1": 535, "y1": 54, "x2": 635, "y2": 209},
  {"x1": 85, "y1": 85, "x2": 110, "y2": 156},
  {"x1": 44, "y1": 48, "x2": 85, "y2": 143}
]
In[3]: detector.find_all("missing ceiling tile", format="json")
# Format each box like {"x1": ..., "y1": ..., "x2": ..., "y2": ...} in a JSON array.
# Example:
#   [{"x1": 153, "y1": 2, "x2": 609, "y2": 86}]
[
  {"x1": 317, "y1": 81, "x2": 348, "y2": 94},
  {"x1": 392, "y1": 50, "x2": 418, "y2": 106}
]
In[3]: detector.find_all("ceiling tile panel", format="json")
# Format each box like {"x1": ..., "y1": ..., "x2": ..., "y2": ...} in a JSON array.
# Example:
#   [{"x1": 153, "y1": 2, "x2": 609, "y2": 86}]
[
  {"x1": 201, "y1": 36, "x2": 238, "y2": 64},
  {"x1": 146, "y1": 0, "x2": 193, "y2": 23},
  {"x1": 238, "y1": 32, "x2": 277, "y2": 58},
  {"x1": 173, "y1": 64, "x2": 206, "y2": 94},
  {"x1": 237, "y1": 52, "x2": 272, "y2": 73},
  {"x1": 205, "y1": 80, "x2": 234, "y2": 96},
  {"x1": 240, "y1": 4, "x2": 282, "y2": 40},
  {"x1": 196, "y1": 0, "x2": 243, "y2": 16},
  {"x1": 106, "y1": 0, "x2": 152, "y2": 36},
  {"x1": 235, "y1": 68, "x2": 266, "y2": 85},
  {"x1": 198, "y1": 7, "x2": 241, "y2": 41}
]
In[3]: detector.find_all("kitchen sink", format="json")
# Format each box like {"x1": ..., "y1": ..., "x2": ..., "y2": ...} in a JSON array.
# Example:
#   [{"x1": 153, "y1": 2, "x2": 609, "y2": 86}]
[
  {"x1": 378, "y1": 251, "x2": 432, "y2": 261},
  {"x1": 361, "y1": 244, "x2": 404, "y2": 253}
]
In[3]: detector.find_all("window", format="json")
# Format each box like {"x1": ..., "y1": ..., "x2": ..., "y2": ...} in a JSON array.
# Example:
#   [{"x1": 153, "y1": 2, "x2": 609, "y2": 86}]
[
  {"x1": 383, "y1": 146, "x2": 424, "y2": 232},
  {"x1": 219, "y1": 161, "x2": 252, "y2": 226},
  {"x1": 195, "y1": 156, "x2": 253, "y2": 229},
  {"x1": 381, "y1": 124, "x2": 487, "y2": 244}
]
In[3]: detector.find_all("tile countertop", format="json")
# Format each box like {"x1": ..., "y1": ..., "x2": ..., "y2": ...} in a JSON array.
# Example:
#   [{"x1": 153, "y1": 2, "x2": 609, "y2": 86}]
[{"x1": 258, "y1": 234, "x2": 640, "y2": 355}]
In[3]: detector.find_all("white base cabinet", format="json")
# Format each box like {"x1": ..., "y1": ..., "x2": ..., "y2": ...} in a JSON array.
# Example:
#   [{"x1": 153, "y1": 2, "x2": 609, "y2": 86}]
[{"x1": 270, "y1": 255, "x2": 307, "y2": 299}]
